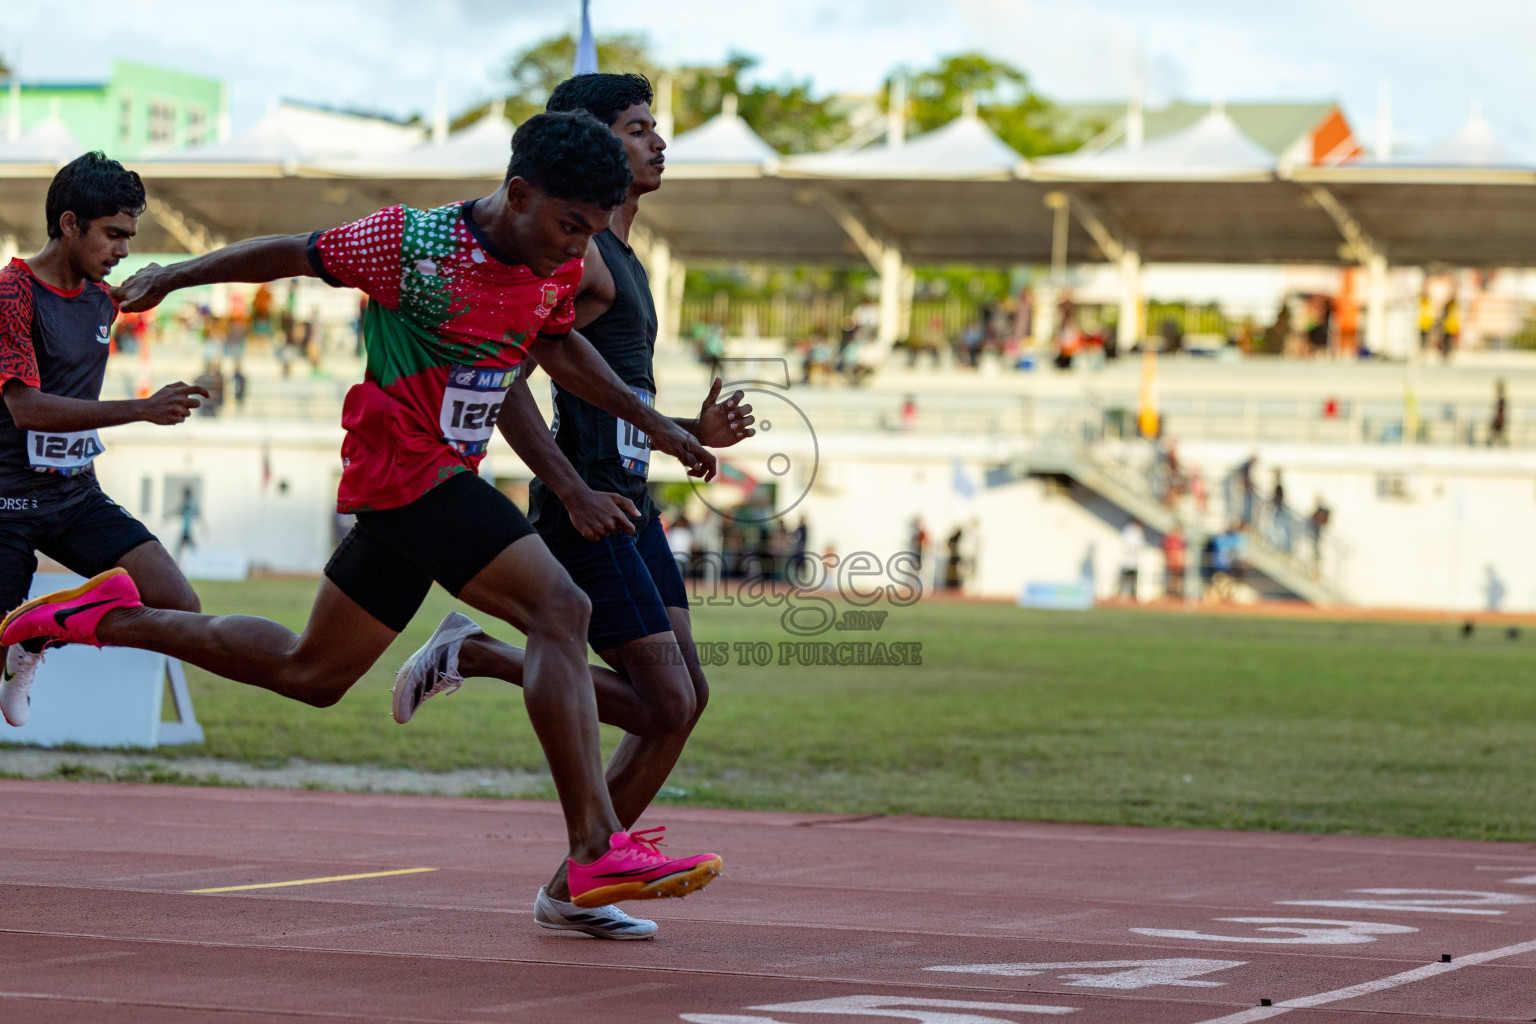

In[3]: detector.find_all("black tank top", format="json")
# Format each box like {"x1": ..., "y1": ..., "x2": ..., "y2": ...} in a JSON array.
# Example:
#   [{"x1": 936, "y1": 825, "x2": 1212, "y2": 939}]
[{"x1": 528, "y1": 229, "x2": 658, "y2": 543}]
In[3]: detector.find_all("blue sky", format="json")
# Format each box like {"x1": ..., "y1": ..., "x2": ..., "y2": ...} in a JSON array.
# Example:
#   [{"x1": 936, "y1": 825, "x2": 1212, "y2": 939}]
[{"x1": 2, "y1": 0, "x2": 1530, "y2": 156}]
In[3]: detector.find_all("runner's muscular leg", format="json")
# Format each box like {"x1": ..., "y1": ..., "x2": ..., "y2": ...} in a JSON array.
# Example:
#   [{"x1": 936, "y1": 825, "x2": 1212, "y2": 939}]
[
  {"x1": 545, "y1": 608, "x2": 708, "y2": 901},
  {"x1": 116, "y1": 540, "x2": 200, "y2": 613},
  {"x1": 604, "y1": 606, "x2": 709, "y2": 824},
  {"x1": 454, "y1": 534, "x2": 621, "y2": 862},
  {"x1": 457, "y1": 628, "x2": 694, "y2": 737},
  {"x1": 96, "y1": 578, "x2": 397, "y2": 707}
]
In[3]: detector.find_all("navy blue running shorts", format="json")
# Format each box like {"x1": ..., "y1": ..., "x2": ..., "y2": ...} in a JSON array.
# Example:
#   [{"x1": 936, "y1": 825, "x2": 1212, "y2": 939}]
[{"x1": 541, "y1": 516, "x2": 688, "y2": 653}]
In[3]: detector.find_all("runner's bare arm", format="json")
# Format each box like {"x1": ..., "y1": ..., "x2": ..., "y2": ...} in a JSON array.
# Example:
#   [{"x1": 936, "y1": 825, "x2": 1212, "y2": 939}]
[
  {"x1": 2, "y1": 378, "x2": 209, "y2": 431},
  {"x1": 111, "y1": 234, "x2": 314, "y2": 313},
  {"x1": 529, "y1": 329, "x2": 717, "y2": 481},
  {"x1": 495, "y1": 377, "x2": 638, "y2": 540},
  {"x1": 570, "y1": 236, "x2": 616, "y2": 330}
]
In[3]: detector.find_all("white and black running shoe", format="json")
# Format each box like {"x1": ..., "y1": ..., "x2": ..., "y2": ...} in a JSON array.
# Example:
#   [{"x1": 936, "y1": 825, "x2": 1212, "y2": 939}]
[
  {"x1": 534, "y1": 885, "x2": 659, "y2": 940},
  {"x1": 1, "y1": 643, "x2": 44, "y2": 727},
  {"x1": 391, "y1": 611, "x2": 481, "y2": 724}
]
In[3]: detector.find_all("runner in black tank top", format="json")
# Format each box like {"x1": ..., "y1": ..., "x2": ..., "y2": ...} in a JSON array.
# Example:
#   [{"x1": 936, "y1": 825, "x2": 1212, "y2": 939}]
[
  {"x1": 0, "y1": 153, "x2": 206, "y2": 727},
  {"x1": 391, "y1": 74, "x2": 756, "y2": 939},
  {"x1": 527, "y1": 227, "x2": 659, "y2": 544}
]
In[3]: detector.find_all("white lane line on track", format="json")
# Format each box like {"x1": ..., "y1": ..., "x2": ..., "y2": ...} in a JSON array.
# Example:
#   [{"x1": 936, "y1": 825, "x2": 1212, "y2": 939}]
[{"x1": 1192, "y1": 936, "x2": 1536, "y2": 1023}]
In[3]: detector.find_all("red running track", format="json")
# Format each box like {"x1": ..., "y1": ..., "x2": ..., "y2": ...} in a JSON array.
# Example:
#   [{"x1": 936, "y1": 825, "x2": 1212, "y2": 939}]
[{"x1": 2, "y1": 779, "x2": 1535, "y2": 1023}]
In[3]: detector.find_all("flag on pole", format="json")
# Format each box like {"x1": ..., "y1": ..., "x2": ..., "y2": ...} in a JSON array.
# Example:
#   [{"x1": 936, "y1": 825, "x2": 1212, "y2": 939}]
[
  {"x1": 951, "y1": 457, "x2": 976, "y2": 500},
  {"x1": 575, "y1": 0, "x2": 598, "y2": 75}
]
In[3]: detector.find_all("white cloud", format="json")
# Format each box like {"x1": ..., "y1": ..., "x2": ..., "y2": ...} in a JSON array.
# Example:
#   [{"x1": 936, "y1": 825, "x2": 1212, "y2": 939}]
[{"x1": 2, "y1": 0, "x2": 1532, "y2": 155}]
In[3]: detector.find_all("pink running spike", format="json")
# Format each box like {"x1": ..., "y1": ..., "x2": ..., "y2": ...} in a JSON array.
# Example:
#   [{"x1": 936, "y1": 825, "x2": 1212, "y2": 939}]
[
  {"x1": 566, "y1": 826, "x2": 722, "y2": 908},
  {"x1": 0, "y1": 568, "x2": 142, "y2": 649}
]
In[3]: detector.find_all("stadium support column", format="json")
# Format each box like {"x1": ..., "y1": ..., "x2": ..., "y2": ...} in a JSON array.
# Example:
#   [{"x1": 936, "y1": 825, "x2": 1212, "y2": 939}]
[
  {"x1": 645, "y1": 231, "x2": 673, "y2": 343},
  {"x1": 1366, "y1": 252, "x2": 1389, "y2": 356},
  {"x1": 0, "y1": 234, "x2": 16, "y2": 264},
  {"x1": 1118, "y1": 249, "x2": 1143, "y2": 348},
  {"x1": 1038, "y1": 192, "x2": 1070, "y2": 347},
  {"x1": 1056, "y1": 190, "x2": 1142, "y2": 348},
  {"x1": 804, "y1": 188, "x2": 909, "y2": 355},
  {"x1": 667, "y1": 257, "x2": 686, "y2": 345},
  {"x1": 877, "y1": 245, "x2": 910, "y2": 350},
  {"x1": 631, "y1": 221, "x2": 684, "y2": 344}
]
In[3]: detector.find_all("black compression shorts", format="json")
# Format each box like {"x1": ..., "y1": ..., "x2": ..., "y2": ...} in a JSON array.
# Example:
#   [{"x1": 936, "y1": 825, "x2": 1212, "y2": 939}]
[
  {"x1": 0, "y1": 488, "x2": 156, "y2": 615},
  {"x1": 323, "y1": 471, "x2": 536, "y2": 632}
]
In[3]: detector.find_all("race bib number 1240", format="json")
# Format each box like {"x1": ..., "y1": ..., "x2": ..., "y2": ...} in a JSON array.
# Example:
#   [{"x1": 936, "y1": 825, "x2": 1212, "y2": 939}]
[{"x1": 27, "y1": 429, "x2": 104, "y2": 475}]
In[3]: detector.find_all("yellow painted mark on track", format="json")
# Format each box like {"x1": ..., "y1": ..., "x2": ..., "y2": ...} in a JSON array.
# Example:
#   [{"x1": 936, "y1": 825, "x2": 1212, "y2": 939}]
[{"x1": 187, "y1": 867, "x2": 437, "y2": 893}]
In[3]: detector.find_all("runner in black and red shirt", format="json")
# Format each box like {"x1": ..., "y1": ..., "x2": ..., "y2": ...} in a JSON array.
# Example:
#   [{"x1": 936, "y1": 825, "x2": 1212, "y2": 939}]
[
  {"x1": 3, "y1": 113, "x2": 723, "y2": 910},
  {"x1": 0, "y1": 152, "x2": 207, "y2": 726}
]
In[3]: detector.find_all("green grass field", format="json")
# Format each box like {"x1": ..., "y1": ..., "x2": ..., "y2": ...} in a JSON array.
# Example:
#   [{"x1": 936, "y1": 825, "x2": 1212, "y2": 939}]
[{"x1": 26, "y1": 578, "x2": 1536, "y2": 841}]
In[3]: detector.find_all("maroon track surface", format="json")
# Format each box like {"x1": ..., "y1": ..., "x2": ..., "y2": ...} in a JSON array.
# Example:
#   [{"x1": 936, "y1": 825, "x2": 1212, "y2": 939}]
[{"x1": 3, "y1": 780, "x2": 1536, "y2": 1023}]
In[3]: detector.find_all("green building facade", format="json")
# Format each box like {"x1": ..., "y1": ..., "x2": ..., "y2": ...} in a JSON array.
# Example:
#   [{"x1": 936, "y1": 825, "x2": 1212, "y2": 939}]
[{"x1": 7, "y1": 60, "x2": 226, "y2": 158}]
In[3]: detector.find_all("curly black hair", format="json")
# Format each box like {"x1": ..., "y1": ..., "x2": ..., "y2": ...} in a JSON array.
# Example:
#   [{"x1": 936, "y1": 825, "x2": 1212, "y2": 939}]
[
  {"x1": 546, "y1": 73, "x2": 654, "y2": 127},
  {"x1": 507, "y1": 110, "x2": 632, "y2": 210},
  {"x1": 46, "y1": 151, "x2": 146, "y2": 239}
]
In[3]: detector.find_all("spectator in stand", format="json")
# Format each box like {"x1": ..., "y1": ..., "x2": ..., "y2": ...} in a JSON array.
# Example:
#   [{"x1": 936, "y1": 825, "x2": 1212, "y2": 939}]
[
  {"x1": 943, "y1": 526, "x2": 965, "y2": 591},
  {"x1": 193, "y1": 361, "x2": 224, "y2": 417},
  {"x1": 1162, "y1": 526, "x2": 1186, "y2": 600},
  {"x1": 899, "y1": 393, "x2": 918, "y2": 431},
  {"x1": 1431, "y1": 294, "x2": 1456, "y2": 362},
  {"x1": 1307, "y1": 497, "x2": 1331, "y2": 574},
  {"x1": 1489, "y1": 379, "x2": 1508, "y2": 446},
  {"x1": 666, "y1": 513, "x2": 694, "y2": 580},
  {"x1": 908, "y1": 516, "x2": 929, "y2": 573},
  {"x1": 1209, "y1": 524, "x2": 1248, "y2": 603},
  {"x1": 1235, "y1": 455, "x2": 1258, "y2": 526},
  {"x1": 1189, "y1": 465, "x2": 1209, "y2": 518},
  {"x1": 175, "y1": 486, "x2": 201, "y2": 560},
  {"x1": 1271, "y1": 470, "x2": 1291, "y2": 552},
  {"x1": 1306, "y1": 295, "x2": 1332, "y2": 357},
  {"x1": 251, "y1": 283, "x2": 273, "y2": 338},
  {"x1": 1118, "y1": 518, "x2": 1144, "y2": 602},
  {"x1": 231, "y1": 364, "x2": 247, "y2": 410},
  {"x1": 1418, "y1": 291, "x2": 1434, "y2": 351}
]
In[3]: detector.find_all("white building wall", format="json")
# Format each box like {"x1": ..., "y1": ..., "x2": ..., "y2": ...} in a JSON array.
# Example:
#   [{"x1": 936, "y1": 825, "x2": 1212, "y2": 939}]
[{"x1": 86, "y1": 421, "x2": 1536, "y2": 613}]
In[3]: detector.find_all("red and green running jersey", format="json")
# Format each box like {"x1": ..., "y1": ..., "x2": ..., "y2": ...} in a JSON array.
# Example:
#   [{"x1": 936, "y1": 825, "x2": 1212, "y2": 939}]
[{"x1": 307, "y1": 201, "x2": 579, "y2": 512}]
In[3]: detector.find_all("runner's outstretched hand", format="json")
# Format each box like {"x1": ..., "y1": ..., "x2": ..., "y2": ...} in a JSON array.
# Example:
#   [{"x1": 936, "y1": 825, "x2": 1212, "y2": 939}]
[
  {"x1": 649, "y1": 418, "x2": 717, "y2": 480},
  {"x1": 139, "y1": 382, "x2": 210, "y2": 425},
  {"x1": 566, "y1": 487, "x2": 640, "y2": 541},
  {"x1": 695, "y1": 377, "x2": 755, "y2": 448},
  {"x1": 111, "y1": 264, "x2": 175, "y2": 313}
]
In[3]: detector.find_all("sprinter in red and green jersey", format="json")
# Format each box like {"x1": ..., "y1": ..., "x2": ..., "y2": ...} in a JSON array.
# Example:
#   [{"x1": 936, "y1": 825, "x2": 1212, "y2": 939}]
[{"x1": 3, "y1": 112, "x2": 723, "y2": 910}]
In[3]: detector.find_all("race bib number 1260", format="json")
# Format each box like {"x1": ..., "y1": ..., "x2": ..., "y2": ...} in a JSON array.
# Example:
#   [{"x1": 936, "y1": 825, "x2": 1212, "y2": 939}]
[
  {"x1": 27, "y1": 429, "x2": 104, "y2": 475},
  {"x1": 439, "y1": 365, "x2": 515, "y2": 457}
]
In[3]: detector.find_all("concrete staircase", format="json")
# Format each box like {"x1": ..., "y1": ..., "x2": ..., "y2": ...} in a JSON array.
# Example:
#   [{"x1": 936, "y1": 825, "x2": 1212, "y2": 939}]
[{"x1": 1013, "y1": 438, "x2": 1351, "y2": 607}]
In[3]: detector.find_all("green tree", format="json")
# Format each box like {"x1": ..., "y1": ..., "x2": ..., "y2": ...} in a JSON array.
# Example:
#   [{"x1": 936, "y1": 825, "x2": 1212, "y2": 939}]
[
  {"x1": 454, "y1": 32, "x2": 658, "y2": 130},
  {"x1": 670, "y1": 52, "x2": 849, "y2": 154},
  {"x1": 888, "y1": 53, "x2": 1099, "y2": 157},
  {"x1": 478, "y1": 35, "x2": 849, "y2": 154}
]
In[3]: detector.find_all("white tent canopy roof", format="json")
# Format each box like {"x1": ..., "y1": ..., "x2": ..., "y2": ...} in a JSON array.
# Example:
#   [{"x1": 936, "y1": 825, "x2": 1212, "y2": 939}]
[
  {"x1": 666, "y1": 109, "x2": 779, "y2": 173},
  {"x1": 146, "y1": 102, "x2": 423, "y2": 168},
  {"x1": 1034, "y1": 109, "x2": 1275, "y2": 182},
  {"x1": 0, "y1": 115, "x2": 84, "y2": 165},
  {"x1": 783, "y1": 113, "x2": 1025, "y2": 181},
  {"x1": 1384, "y1": 113, "x2": 1527, "y2": 169},
  {"x1": 317, "y1": 113, "x2": 515, "y2": 178}
]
